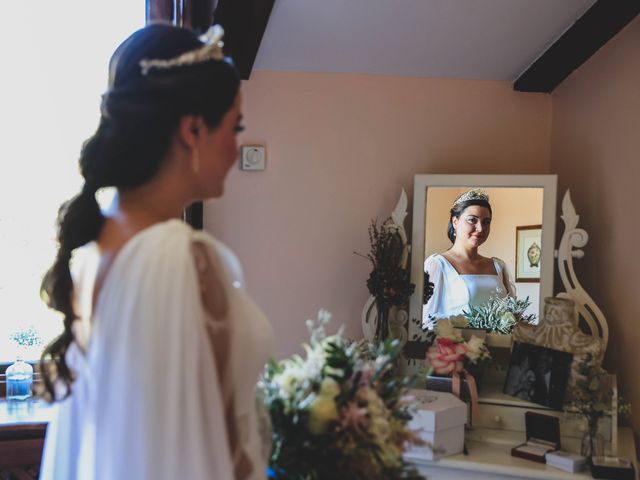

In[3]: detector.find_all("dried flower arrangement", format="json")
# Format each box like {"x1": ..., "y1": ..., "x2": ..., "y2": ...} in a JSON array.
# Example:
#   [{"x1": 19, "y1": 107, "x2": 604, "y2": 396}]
[
  {"x1": 356, "y1": 218, "x2": 414, "y2": 340},
  {"x1": 568, "y1": 354, "x2": 631, "y2": 457}
]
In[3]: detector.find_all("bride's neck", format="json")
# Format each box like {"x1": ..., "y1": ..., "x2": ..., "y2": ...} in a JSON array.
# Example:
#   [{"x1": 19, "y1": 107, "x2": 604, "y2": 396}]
[
  {"x1": 448, "y1": 244, "x2": 480, "y2": 261},
  {"x1": 113, "y1": 176, "x2": 191, "y2": 224}
]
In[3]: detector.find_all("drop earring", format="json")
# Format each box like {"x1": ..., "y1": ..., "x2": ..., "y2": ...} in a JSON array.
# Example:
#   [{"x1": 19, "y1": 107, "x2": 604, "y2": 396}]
[{"x1": 191, "y1": 148, "x2": 200, "y2": 173}]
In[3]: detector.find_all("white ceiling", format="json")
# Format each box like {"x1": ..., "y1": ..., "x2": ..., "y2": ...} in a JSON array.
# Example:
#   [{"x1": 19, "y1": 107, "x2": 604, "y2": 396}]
[{"x1": 253, "y1": 0, "x2": 597, "y2": 81}]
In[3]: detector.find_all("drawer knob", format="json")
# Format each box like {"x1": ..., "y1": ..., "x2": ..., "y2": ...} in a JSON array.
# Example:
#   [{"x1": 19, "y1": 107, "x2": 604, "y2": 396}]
[{"x1": 493, "y1": 415, "x2": 502, "y2": 423}]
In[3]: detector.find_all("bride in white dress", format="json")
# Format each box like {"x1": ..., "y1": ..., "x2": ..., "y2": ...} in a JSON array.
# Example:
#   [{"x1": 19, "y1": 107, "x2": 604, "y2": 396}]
[
  {"x1": 38, "y1": 24, "x2": 272, "y2": 480},
  {"x1": 423, "y1": 189, "x2": 516, "y2": 329}
]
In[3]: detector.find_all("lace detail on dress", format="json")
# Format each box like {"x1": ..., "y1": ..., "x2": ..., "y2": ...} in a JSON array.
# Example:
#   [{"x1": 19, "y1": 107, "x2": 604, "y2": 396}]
[
  {"x1": 191, "y1": 239, "x2": 255, "y2": 480},
  {"x1": 192, "y1": 240, "x2": 228, "y2": 322}
]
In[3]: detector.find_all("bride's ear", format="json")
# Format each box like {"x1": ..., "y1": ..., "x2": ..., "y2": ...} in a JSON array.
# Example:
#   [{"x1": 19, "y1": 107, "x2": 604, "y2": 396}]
[{"x1": 176, "y1": 115, "x2": 202, "y2": 149}]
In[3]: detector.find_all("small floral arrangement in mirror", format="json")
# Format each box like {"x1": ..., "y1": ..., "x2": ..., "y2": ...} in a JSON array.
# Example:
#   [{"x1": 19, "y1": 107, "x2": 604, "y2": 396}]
[
  {"x1": 425, "y1": 320, "x2": 491, "y2": 375},
  {"x1": 462, "y1": 295, "x2": 536, "y2": 334}
]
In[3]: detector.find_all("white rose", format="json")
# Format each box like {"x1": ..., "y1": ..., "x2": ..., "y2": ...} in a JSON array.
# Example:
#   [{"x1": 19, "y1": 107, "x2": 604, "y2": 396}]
[
  {"x1": 450, "y1": 315, "x2": 469, "y2": 328},
  {"x1": 274, "y1": 364, "x2": 305, "y2": 398},
  {"x1": 435, "y1": 320, "x2": 461, "y2": 340},
  {"x1": 500, "y1": 311, "x2": 517, "y2": 327},
  {"x1": 465, "y1": 335, "x2": 486, "y2": 362}
]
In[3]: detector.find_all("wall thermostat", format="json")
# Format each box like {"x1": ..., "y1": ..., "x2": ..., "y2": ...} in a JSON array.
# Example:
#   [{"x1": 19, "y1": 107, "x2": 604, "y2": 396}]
[{"x1": 240, "y1": 146, "x2": 266, "y2": 171}]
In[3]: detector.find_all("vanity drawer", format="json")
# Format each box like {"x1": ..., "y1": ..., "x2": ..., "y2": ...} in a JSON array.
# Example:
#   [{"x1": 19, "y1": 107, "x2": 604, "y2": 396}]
[
  {"x1": 474, "y1": 402, "x2": 534, "y2": 432},
  {"x1": 475, "y1": 403, "x2": 612, "y2": 441}
]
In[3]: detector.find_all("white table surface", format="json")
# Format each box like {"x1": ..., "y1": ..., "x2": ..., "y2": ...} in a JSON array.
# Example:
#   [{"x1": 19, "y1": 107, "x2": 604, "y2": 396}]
[{"x1": 406, "y1": 427, "x2": 637, "y2": 480}]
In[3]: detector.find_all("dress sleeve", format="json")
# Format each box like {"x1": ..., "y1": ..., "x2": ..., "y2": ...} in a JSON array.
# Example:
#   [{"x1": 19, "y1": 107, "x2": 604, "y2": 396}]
[
  {"x1": 192, "y1": 239, "x2": 255, "y2": 480},
  {"x1": 497, "y1": 257, "x2": 517, "y2": 297},
  {"x1": 86, "y1": 223, "x2": 235, "y2": 480},
  {"x1": 422, "y1": 255, "x2": 446, "y2": 330}
]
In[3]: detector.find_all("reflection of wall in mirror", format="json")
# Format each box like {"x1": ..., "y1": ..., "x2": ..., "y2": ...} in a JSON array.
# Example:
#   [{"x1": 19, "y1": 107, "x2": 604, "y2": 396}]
[{"x1": 423, "y1": 187, "x2": 543, "y2": 318}]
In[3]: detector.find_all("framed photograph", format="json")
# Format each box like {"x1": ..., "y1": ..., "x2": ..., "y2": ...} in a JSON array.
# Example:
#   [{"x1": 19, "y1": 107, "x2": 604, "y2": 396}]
[
  {"x1": 516, "y1": 225, "x2": 542, "y2": 282},
  {"x1": 503, "y1": 341, "x2": 573, "y2": 409}
]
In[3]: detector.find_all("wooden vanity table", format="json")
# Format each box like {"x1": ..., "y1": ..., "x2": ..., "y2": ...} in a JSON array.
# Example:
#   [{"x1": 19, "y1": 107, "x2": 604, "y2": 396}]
[{"x1": 0, "y1": 399, "x2": 55, "y2": 478}]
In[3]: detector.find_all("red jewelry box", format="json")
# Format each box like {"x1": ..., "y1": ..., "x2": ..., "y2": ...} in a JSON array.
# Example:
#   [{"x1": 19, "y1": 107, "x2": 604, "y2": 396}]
[{"x1": 511, "y1": 411, "x2": 561, "y2": 463}]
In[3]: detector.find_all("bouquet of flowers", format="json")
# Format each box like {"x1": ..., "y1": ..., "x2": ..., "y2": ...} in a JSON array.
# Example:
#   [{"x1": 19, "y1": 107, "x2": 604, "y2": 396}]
[
  {"x1": 424, "y1": 320, "x2": 491, "y2": 376},
  {"x1": 262, "y1": 310, "x2": 426, "y2": 480},
  {"x1": 462, "y1": 295, "x2": 536, "y2": 334},
  {"x1": 356, "y1": 218, "x2": 415, "y2": 340}
]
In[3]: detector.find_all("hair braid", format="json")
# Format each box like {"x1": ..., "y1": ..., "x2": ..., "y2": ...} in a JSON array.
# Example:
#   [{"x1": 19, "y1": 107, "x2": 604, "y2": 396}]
[{"x1": 40, "y1": 186, "x2": 104, "y2": 399}]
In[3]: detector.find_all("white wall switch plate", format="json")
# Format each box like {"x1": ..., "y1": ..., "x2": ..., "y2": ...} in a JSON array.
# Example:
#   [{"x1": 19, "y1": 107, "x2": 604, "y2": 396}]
[{"x1": 240, "y1": 145, "x2": 266, "y2": 171}]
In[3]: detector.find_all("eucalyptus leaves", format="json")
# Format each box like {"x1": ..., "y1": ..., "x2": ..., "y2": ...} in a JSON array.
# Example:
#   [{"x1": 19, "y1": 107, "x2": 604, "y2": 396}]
[{"x1": 462, "y1": 295, "x2": 536, "y2": 334}]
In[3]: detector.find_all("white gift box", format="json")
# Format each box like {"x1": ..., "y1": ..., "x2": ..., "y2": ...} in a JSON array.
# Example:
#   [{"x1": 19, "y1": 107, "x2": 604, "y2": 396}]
[
  {"x1": 545, "y1": 450, "x2": 587, "y2": 473},
  {"x1": 406, "y1": 389, "x2": 467, "y2": 460}
]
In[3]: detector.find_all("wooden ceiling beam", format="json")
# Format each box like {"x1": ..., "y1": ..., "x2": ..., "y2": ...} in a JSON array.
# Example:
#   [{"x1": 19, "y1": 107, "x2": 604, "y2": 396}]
[
  {"x1": 146, "y1": 0, "x2": 175, "y2": 24},
  {"x1": 214, "y1": 0, "x2": 276, "y2": 79},
  {"x1": 145, "y1": 0, "x2": 276, "y2": 79},
  {"x1": 144, "y1": 0, "x2": 275, "y2": 227},
  {"x1": 514, "y1": 0, "x2": 640, "y2": 93}
]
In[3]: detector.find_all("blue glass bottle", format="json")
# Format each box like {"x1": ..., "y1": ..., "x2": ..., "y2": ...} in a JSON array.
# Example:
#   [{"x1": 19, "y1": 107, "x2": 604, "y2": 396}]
[{"x1": 6, "y1": 356, "x2": 33, "y2": 401}]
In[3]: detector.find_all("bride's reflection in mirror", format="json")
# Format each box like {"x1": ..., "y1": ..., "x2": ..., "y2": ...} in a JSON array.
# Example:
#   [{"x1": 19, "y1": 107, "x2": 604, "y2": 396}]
[{"x1": 422, "y1": 187, "x2": 542, "y2": 330}]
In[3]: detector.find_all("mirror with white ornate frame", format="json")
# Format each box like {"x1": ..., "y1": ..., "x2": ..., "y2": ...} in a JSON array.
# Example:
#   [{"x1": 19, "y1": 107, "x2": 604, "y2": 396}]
[{"x1": 404, "y1": 174, "x2": 557, "y2": 358}]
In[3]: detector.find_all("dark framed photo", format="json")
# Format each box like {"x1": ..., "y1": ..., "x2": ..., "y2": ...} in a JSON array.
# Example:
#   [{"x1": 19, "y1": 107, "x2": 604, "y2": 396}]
[
  {"x1": 503, "y1": 341, "x2": 573, "y2": 409},
  {"x1": 515, "y1": 225, "x2": 542, "y2": 282}
]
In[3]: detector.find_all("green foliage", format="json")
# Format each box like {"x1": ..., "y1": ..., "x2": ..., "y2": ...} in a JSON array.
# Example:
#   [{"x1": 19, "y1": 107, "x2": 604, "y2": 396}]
[{"x1": 462, "y1": 296, "x2": 536, "y2": 334}]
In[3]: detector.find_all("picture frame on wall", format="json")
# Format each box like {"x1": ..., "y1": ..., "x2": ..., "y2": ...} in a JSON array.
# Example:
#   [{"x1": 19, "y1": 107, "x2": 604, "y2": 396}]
[{"x1": 515, "y1": 225, "x2": 543, "y2": 282}]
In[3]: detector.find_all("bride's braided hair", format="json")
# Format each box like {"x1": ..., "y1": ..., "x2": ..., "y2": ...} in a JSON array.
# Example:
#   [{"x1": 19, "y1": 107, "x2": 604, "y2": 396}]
[{"x1": 40, "y1": 24, "x2": 240, "y2": 400}]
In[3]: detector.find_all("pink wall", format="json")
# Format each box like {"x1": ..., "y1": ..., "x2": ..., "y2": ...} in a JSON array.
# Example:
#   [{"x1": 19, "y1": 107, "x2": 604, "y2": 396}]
[
  {"x1": 551, "y1": 17, "x2": 640, "y2": 435},
  {"x1": 205, "y1": 71, "x2": 551, "y2": 358}
]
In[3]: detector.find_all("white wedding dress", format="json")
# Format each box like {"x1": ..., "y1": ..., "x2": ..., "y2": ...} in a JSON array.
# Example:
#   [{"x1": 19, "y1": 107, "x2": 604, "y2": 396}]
[
  {"x1": 40, "y1": 220, "x2": 273, "y2": 480},
  {"x1": 423, "y1": 253, "x2": 517, "y2": 329}
]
